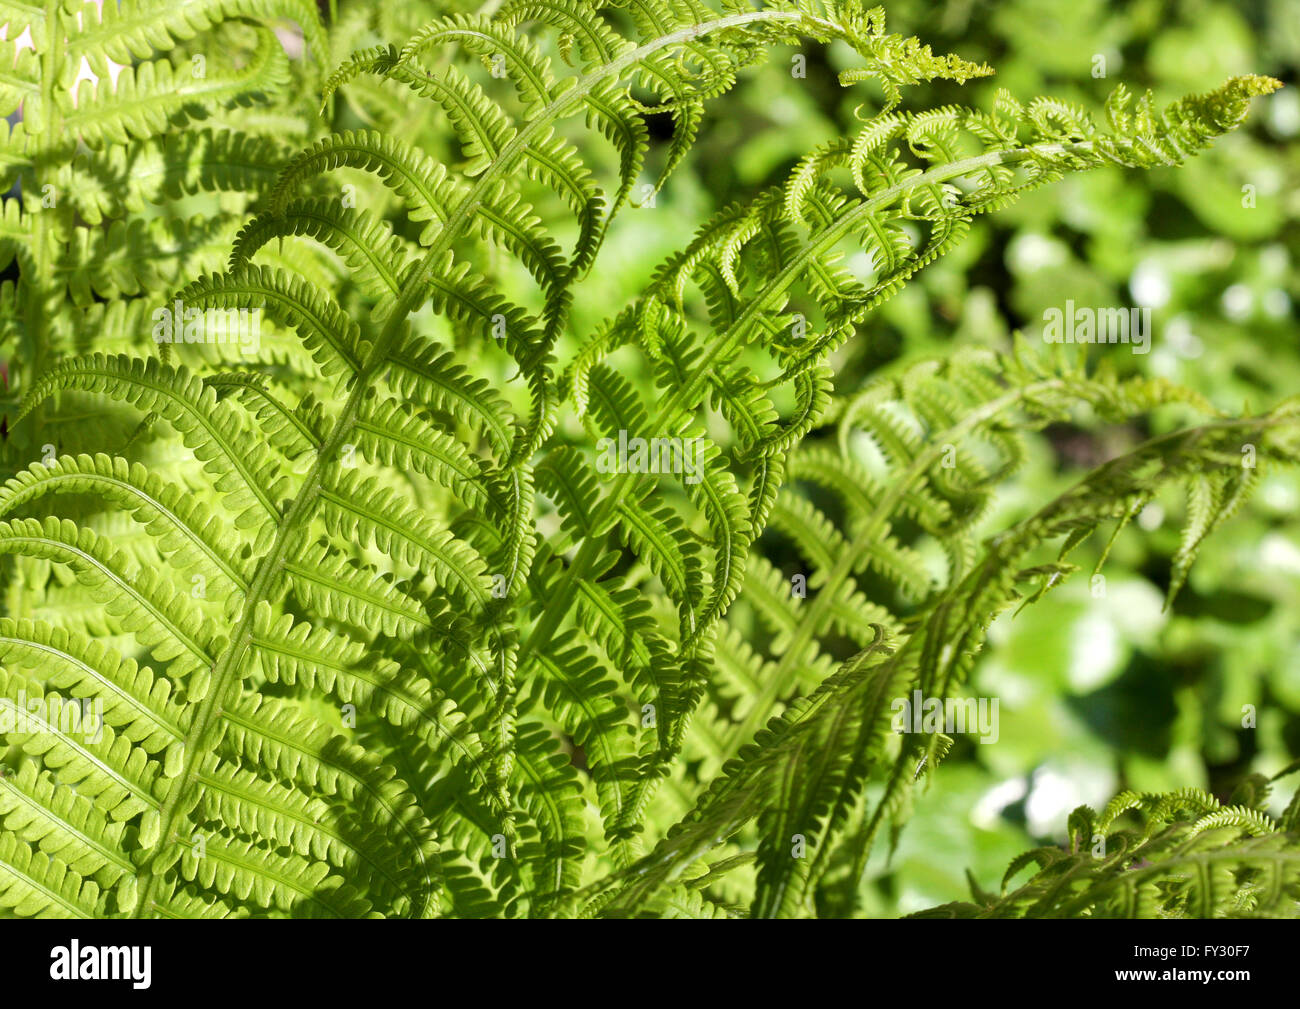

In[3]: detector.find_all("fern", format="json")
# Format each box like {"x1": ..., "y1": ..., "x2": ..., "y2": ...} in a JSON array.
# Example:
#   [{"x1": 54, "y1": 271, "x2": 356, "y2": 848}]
[
  {"x1": 0, "y1": 0, "x2": 1291, "y2": 919},
  {"x1": 914, "y1": 775, "x2": 1300, "y2": 918},
  {"x1": 0, "y1": 0, "x2": 328, "y2": 478}
]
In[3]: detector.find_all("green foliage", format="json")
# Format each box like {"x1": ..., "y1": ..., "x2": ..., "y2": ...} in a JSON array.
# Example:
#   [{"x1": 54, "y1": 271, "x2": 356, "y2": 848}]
[
  {"x1": 0, "y1": 0, "x2": 1294, "y2": 918},
  {"x1": 0, "y1": 0, "x2": 329, "y2": 479},
  {"x1": 914, "y1": 772, "x2": 1300, "y2": 917}
]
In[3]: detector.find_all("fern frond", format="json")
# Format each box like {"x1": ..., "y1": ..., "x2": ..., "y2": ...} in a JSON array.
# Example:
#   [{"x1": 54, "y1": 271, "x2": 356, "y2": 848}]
[
  {"x1": 915, "y1": 786, "x2": 1300, "y2": 918},
  {"x1": 1, "y1": 0, "x2": 1286, "y2": 921}
]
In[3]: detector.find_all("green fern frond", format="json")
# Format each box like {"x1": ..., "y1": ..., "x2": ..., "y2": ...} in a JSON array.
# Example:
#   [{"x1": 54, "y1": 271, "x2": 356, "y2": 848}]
[
  {"x1": 915, "y1": 785, "x2": 1300, "y2": 918},
  {"x1": 0, "y1": 0, "x2": 1289, "y2": 921}
]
